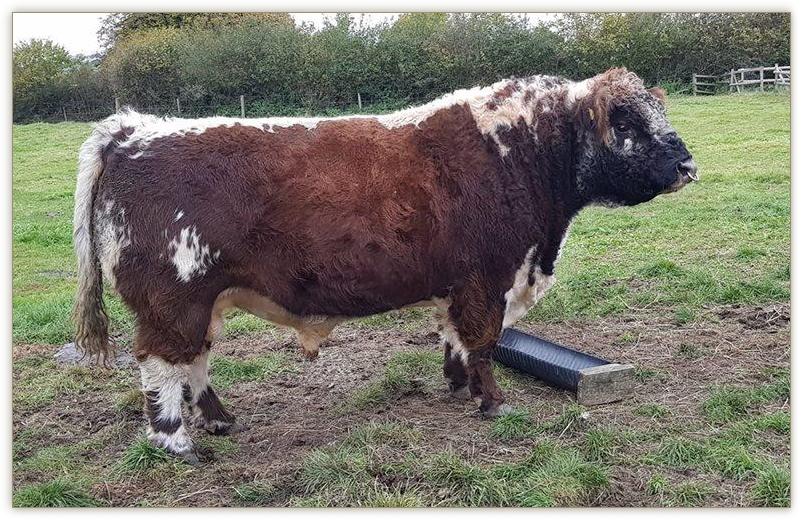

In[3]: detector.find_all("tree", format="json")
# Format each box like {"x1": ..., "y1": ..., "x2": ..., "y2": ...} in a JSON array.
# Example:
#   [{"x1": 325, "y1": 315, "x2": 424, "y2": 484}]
[
  {"x1": 98, "y1": 12, "x2": 294, "y2": 51},
  {"x1": 13, "y1": 39, "x2": 77, "y2": 119}
]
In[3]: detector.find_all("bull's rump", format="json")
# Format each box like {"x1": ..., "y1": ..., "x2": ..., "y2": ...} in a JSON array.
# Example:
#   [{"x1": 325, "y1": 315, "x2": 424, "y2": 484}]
[{"x1": 98, "y1": 118, "x2": 471, "y2": 318}]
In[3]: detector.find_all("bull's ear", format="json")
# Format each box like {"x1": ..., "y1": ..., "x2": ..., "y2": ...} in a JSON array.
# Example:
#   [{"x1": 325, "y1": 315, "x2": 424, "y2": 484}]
[
  {"x1": 648, "y1": 86, "x2": 667, "y2": 105},
  {"x1": 576, "y1": 85, "x2": 613, "y2": 145}
]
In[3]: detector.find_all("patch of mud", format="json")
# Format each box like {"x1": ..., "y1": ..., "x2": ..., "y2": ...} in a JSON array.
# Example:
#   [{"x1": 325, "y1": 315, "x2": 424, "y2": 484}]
[{"x1": 716, "y1": 303, "x2": 790, "y2": 330}]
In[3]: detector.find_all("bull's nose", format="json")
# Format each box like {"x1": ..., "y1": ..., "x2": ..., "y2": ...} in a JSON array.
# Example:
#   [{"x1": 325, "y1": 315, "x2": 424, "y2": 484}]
[{"x1": 676, "y1": 158, "x2": 699, "y2": 182}]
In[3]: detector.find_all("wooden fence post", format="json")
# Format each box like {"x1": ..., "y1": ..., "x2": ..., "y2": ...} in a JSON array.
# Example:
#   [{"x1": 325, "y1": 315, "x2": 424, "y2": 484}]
[
  {"x1": 357, "y1": 92, "x2": 362, "y2": 109},
  {"x1": 62, "y1": 107, "x2": 67, "y2": 121},
  {"x1": 240, "y1": 95, "x2": 245, "y2": 117},
  {"x1": 774, "y1": 64, "x2": 779, "y2": 91},
  {"x1": 692, "y1": 74, "x2": 697, "y2": 96},
  {"x1": 760, "y1": 67, "x2": 765, "y2": 91},
  {"x1": 114, "y1": 97, "x2": 120, "y2": 112},
  {"x1": 176, "y1": 97, "x2": 181, "y2": 114}
]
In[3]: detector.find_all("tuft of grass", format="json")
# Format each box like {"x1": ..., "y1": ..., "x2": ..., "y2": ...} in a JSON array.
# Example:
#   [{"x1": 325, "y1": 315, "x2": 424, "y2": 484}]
[
  {"x1": 234, "y1": 480, "x2": 277, "y2": 505},
  {"x1": 675, "y1": 342, "x2": 703, "y2": 359},
  {"x1": 490, "y1": 409, "x2": 535, "y2": 440},
  {"x1": 633, "y1": 366, "x2": 666, "y2": 383},
  {"x1": 750, "y1": 465, "x2": 790, "y2": 507},
  {"x1": 210, "y1": 353, "x2": 294, "y2": 389},
  {"x1": 639, "y1": 259, "x2": 684, "y2": 278},
  {"x1": 646, "y1": 474, "x2": 668, "y2": 496},
  {"x1": 363, "y1": 489, "x2": 425, "y2": 507},
  {"x1": 634, "y1": 403, "x2": 670, "y2": 419},
  {"x1": 582, "y1": 428, "x2": 623, "y2": 462},
  {"x1": 15, "y1": 445, "x2": 78, "y2": 474},
  {"x1": 297, "y1": 444, "x2": 370, "y2": 500},
  {"x1": 13, "y1": 478, "x2": 100, "y2": 507},
  {"x1": 424, "y1": 451, "x2": 502, "y2": 506},
  {"x1": 342, "y1": 421, "x2": 421, "y2": 449},
  {"x1": 669, "y1": 482, "x2": 713, "y2": 507},
  {"x1": 349, "y1": 350, "x2": 441, "y2": 409},
  {"x1": 118, "y1": 438, "x2": 171, "y2": 473},
  {"x1": 673, "y1": 307, "x2": 695, "y2": 325},
  {"x1": 703, "y1": 371, "x2": 789, "y2": 423},
  {"x1": 196, "y1": 435, "x2": 239, "y2": 455},
  {"x1": 541, "y1": 403, "x2": 588, "y2": 435},
  {"x1": 652, "y1": 436, "x2": 707, "y2": 467},
  {"x1": 114, "y1": 388, "x2": 143, "y2": 413}
]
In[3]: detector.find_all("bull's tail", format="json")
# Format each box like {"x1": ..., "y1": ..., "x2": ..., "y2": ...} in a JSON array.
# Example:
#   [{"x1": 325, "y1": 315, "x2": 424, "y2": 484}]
[{"x1": 72, "y1": 116, "x2": 121, "y2": 365}]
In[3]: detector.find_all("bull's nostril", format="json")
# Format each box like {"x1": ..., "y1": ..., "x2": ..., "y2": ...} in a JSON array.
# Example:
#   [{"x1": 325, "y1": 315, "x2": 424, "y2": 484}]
[{"x1": 676, "y1": 159, "x2": 699, "y2": 182}]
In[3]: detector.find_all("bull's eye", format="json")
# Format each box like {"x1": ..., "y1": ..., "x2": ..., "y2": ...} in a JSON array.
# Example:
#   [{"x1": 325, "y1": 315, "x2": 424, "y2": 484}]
[{"x1": 615, "y1": 121, "x2": 630, "y2": 133}]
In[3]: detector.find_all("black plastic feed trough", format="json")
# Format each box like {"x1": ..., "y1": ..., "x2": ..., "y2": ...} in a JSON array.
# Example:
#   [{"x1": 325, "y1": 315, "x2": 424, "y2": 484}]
[{"x1": 494, "y1": 327, "x2": 635, "y2": 405}]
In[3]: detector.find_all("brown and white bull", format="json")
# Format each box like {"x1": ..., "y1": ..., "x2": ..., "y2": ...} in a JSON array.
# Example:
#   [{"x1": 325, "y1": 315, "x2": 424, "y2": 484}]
[{"x1": 73, "y1": 67, "x2": 697, "y2": 462}]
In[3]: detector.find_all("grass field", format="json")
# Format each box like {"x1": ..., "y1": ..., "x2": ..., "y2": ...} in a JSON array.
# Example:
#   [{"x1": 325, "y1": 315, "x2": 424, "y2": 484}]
[{"x1": 11, "y1": 93, "x2": 790, "y2": 507}]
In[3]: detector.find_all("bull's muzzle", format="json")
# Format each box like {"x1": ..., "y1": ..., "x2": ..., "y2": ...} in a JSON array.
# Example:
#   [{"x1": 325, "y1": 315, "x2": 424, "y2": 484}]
[{"x1": 677, "y1": 158, "x2": 699, "y2": 182}]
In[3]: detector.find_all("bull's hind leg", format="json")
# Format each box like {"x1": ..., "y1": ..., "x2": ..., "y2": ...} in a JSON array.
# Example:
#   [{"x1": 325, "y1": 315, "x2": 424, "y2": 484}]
[
  {"x1": 138, "y1": 355, "x2": 198, "y2": 463},
  {"x1": 183, "y1": 346, "x2": 239, "y2": 435}
]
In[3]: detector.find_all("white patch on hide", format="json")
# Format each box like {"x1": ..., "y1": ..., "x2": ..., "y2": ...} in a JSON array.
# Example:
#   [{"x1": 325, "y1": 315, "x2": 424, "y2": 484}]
[
  {"x1": 502, "y1": 247, "x2": 556, "y2": 328},
  {"x1": 168, "y1": 225, "x2": 217, "y2": 282}
]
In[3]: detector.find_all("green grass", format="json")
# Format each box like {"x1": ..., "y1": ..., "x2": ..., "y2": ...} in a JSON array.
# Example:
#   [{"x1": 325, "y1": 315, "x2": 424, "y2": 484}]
[
  {"x1": 646, "y1": 473, "x2": 713, "y2": 507},
  {"x1": 634, "y1": 403, "x2": 670, "y2": 419},
  {"x1": 11, "y1": 93, "x2": 790, "y2": 343},
  {"x1": 490, "y1": 409, "x2": 535, "y2": 440},
  {"x1": 702, "y1": 369, "x2": 789, "y2": 423},
  {"x1": 289, "y1": 423, "x2": 608, "y2": 507},
  {"x1": 234, "y1": 480, "x2": 278, "y2": 505},
  {"x1": 13, "y1": 478, "x2": 100, "y2": 507},
  {"x1": 750, "y1": 466, "x2": 791, "y2": 507},
  {"x1": 117, "y1": 438, "x2": 172, "y2": 473},
  {"x1": 349, "y1": 350, "x2": 442, "y2": 409},
  {"x1": 12, "y1": 356, "x2": 119, "y2": 409},
  {"x1": 210, "y1": 353, "x2": 294, "y2": 389}
]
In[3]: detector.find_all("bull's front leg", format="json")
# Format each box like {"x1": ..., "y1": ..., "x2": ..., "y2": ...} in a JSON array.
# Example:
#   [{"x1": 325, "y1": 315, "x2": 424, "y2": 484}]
[{"x1": 441, "y1": 276, "x2": 511, "y2": 417}]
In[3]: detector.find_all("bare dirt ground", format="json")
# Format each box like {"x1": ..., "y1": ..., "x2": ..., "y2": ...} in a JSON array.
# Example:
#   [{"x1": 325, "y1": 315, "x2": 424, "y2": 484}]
[{"x1": 11, "y1": 303, "x2": 790, "y2": 507}]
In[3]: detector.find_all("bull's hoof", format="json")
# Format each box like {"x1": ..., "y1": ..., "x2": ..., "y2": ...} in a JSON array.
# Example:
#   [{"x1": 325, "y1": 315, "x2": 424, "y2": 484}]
[
  {"x1": 195, "y1": 417, "x2": 244, "y2": 436},
  {"x1": 171, "y1": 448, "x2": 202, "y2": 466},
  {"x1": 208, "y1": 421, "x2": 246, "y2": 436},
  {"x1": 480, "y1": 402, "x2": 513, "y2": 419}
]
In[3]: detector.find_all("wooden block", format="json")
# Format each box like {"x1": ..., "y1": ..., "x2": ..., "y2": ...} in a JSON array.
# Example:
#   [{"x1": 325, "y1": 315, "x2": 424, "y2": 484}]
[{"x1": 576, "y1": 363, "x2": 635, "y2": 405}]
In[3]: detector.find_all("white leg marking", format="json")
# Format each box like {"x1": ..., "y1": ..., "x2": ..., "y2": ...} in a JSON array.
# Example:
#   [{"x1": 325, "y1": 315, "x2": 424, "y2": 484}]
[{"x1": 139, "y1": 356, "x2": 194, "y2": 454}]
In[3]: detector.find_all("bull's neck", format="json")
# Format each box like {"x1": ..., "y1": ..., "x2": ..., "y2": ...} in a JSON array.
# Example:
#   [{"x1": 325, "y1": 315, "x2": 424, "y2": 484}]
[{"x1": 496, "y1": 112, "x2": 583, "y2": 275}]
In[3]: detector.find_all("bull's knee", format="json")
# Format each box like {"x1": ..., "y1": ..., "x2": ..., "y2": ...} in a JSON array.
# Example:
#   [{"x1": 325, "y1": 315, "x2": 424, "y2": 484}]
[{"x1": 139, "y1": 356, "x2": 197, "y2": 462}]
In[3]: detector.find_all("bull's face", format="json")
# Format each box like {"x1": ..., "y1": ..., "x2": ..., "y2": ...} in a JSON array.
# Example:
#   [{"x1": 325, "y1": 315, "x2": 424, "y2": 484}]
[{"x1": 574, "y1": 68, "x2": 697, "y2": 206}]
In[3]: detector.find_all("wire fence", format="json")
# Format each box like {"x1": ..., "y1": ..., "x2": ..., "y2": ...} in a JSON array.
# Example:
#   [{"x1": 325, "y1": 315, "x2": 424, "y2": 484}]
[{"x1": 14, "y1": 92, "x2": 404, "y2": 124}]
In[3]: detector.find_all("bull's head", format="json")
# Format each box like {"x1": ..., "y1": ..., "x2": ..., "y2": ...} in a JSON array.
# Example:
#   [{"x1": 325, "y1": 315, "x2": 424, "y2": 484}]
[{"x1": 573, "y1": 67, "x2": 697, "y2": 206}]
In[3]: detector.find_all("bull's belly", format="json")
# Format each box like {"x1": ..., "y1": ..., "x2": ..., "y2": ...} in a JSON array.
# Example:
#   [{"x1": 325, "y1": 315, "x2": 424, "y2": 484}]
[{"x1": 207, "y1": 287, "x2": 441, "y2": 359}]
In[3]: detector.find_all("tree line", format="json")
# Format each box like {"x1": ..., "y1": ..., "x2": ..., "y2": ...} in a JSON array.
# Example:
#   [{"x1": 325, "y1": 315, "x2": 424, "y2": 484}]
[{"x1": 13, "y1": 12, "x2": 790, "y2": 122}]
